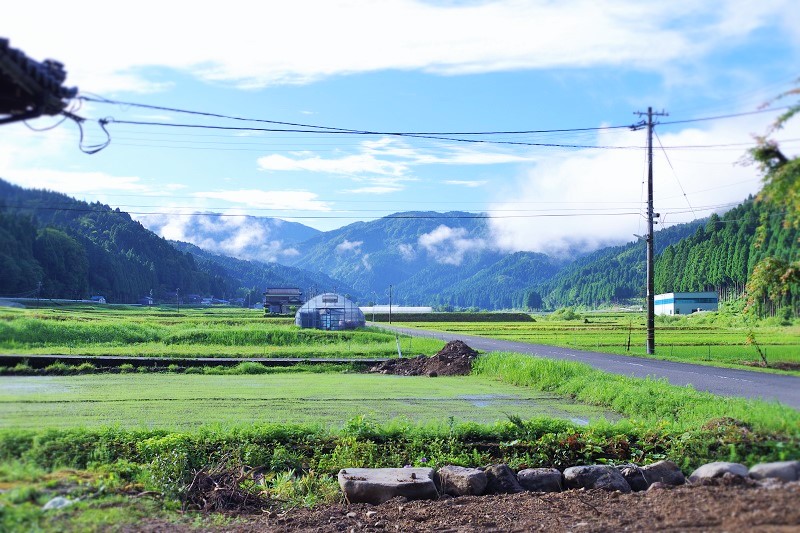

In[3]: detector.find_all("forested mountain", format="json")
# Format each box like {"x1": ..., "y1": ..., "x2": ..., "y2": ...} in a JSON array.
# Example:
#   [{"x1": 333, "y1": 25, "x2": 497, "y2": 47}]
[
  {"x1": 0, "y1": 179, "x2": 231, "y2": 302},
  {"x1": 536, "y1": 219, "x2": 705, "y2": 308},
  {"x1": 170, "y1": 241, "x2": 358, "y2": 301},
  {"x1": 656, "y1": 199, "x2": 797, "y2": 307},
  {"x1": 3, "y1": 177, "x2": 794, "y2": 312}
]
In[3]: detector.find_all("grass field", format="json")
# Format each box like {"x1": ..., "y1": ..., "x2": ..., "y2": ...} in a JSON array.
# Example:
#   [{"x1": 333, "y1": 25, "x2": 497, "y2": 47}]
[
  {"x1": 397, "y1": 311, "x2": 800, "y2": 373},
  {"x1": 0, "y1": 373, "x2": 618, "y2": 430},
  {"x1": 0, "y1": 306, "x2": 444, "y2": 358}
]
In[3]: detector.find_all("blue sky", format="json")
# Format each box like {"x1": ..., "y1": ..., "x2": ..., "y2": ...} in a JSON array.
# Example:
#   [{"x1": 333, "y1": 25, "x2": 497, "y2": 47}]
[{"x1": 2, "y1": 0, "x2": 800, "y2": 260}]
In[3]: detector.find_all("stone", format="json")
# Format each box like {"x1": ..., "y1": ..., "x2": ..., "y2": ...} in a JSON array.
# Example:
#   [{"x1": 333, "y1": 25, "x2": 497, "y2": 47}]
[
  {"x1": 688, "y1": 462, "x2": 748, "y2": 482},
  {"x1": 483, "y1": 464, "x2": 524, "y2": 494},
  {"x1": 42, "y1": 496, "x2": 74, "y2": 510},
  {"x1": 748, "y1": 461, "x2": 800, "y2": 482},
  {"x1": 642, "y1": 460, "x2": 686, "y2": 487},
  {"x1": 563, "y1": 465, "x2": 632, "y2": 493},
  {"x1": 517, "y1": 468, "x2": 563, "y2": 493},
  {"x1": 647, "y1": 482, "x2": 670, "y2": 491},
  {"x1": 438, "y1": 465, "x2": 488, "y2": 496},
  {"x1": 617, "y1": 464, "x2": 649, "y2": 492},
  {"x1": 338, "y1": 468, "x2": 438, "y2": 505}
]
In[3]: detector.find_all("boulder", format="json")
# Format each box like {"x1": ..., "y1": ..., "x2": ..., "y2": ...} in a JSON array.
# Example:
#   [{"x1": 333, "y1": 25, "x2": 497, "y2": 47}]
[
  {"x1": 688, "y1": 462, "x2": 748, "y2": 483},
  {"x1": 42, "y1": 496, "x2": 74, "y2": 510},
  {"x1": 438, "y1": 465, "x2": 488, "y2": 496},
  {"x1": 483, "y1": 464, "x2": 524, "y2": 494},
  {"x1": 338, "y1": 468, "x2": 438, "y2": 505},
  {"x1": 748, "y1": 461, "x2": 800, "y2": 482},
  {"x1": 617, "y1": 464, "x2": 649, "y2": 492},
  {"x1": 563, "y1": 465, "x2": 631, "y2": 493},
  {"x1": 642, "y1": 460, "x2": 686, "y2": 487},
  {"x1": 517, "y1": 468, "x2": 563, "y2": 493}
]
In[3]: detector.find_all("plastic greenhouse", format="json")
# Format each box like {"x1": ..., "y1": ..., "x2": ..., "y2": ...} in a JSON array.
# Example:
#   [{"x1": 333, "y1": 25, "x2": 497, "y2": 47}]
[{"x1": 294, "y1": 293, "x2": 366, "y2": 330}]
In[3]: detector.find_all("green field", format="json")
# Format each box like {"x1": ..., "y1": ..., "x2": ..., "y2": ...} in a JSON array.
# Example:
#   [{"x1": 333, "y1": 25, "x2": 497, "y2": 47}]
[
  {"x1": 0, "y1": 306, "x2": 444, "y2": 358},
  {"x1": 398, "y1": 312, "x2": 800, "y2": 373},
  {"x1": 0, "y1": 373, "x2": 618, "y2": 430}
]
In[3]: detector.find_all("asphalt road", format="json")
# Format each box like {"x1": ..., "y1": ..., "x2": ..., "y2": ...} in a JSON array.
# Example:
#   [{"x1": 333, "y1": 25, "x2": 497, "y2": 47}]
[{"x1": 379, "y1": 323, "x2": 800, "y2": 409}]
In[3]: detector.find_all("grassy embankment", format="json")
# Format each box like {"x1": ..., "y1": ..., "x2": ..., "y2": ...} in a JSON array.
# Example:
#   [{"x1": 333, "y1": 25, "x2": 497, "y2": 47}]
[
  {"x1": 0, "y1": 306, "x2": 443, "y2": 358},
  {"x1": 397, "y1": 311, "x2": 800, "y2": 374}
]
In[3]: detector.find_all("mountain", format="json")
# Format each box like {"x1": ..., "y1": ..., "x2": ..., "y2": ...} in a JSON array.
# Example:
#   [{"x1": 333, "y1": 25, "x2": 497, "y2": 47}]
[
  {"x1": 170, "y1": 240, "x2": 358, "y2": 299},
  {"x1": 140, "y1": 212, "x2": 320, "y2": 263},
  {"x1": 0, "y1": 179, "x2": 232, "y2": 302},
  {"x1": 655, "y1": 199, "x2": 797, "y2": 304},
  {"x1": 537, "y1": 219, "x2": 706, "y2": 308},
  {"x1": 282, "y1": 211, "x2": 561, "y2": 305}
]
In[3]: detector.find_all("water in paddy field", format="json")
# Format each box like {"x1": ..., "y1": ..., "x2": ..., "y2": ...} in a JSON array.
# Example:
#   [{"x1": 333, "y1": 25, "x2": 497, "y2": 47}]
[{"x1": 0, "y1": 374, "x2": 621, "y2": 429}]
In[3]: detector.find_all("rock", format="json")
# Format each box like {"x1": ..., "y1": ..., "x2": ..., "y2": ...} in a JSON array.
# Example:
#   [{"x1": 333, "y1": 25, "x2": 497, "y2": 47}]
[
  {"x1": 647, "y1": 482, "x2": 670, "y2": 491},
  {"x1": 642, "y1": 460, "x2": 686, "y2": 487},
  {"x1": 366, "y1": 511, "x2": 378, "y2": 519},
  {"x1": 563, "y1": 465, "x2": 631, "y2": 493},
  {"x1": 688, "y1": 462, "x2": 748, "y2": 482},
  {"x1": 438, "y1": 465, "x2": 488, "y2": 496},
  {"x1": 748, "y1": 461, "x2": 800, "y2": 482},
  {"x1": 42, "y1": 496, "x2": 74, "y2": 510},
  {"x1": 483, "y1": 464, "x2": 524, "y2": 494},
  {"x1": 617, "y1": 464, "x2": 649, "y2": 492},
  {"x1": 517, "y1": 468, "x2": 563, "y2": 493},
  {"x1": 338, "y1": 468, "x2": 438, "y2": 505}
]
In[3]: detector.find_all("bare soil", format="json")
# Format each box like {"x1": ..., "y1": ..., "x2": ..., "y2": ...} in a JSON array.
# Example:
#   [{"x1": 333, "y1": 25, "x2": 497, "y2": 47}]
[
  {"x1": 369, "y1": 340, "x2": 478, "y2": 376},
  {"x1": 134, "y1": 480, "x2": 800, "y2": 532}
]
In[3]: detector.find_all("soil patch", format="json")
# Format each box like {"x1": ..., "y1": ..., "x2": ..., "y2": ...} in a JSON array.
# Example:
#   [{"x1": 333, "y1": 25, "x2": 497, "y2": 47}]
[
  {"x1": 369, "y1": 340, "x2": 479, "y2": 376},
  {"x1": 738, "y1": 360, "x2": 800, "y2": 371},
  {"x1": 132, "y1": 482, "x2": 800, "y2": 532}
]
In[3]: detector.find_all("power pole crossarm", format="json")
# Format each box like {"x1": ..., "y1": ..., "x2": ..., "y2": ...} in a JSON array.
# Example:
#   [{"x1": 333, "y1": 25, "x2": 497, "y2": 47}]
[{"x1": 634, "y1": 107, "x2": 668, "y2": 355}]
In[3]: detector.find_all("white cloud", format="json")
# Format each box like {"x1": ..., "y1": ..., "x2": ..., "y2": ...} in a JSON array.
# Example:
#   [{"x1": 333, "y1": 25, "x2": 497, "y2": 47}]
[
  {"x1": 6, "y1": 1, "x2": 794, "y2": 91},
  {"x1": 141, "y1": 210, "x2": 301, "y2": 262},
  {"x1": 488, "y1": 114, "x2": 800, "y2": 256},
  {"x1": 257, "y1": 153, "x2": 408, "y2": 176},
  {"x1": 335, "y1": 239, "x2": 363, "y2": 254},
  {"x1": 444, "y1": 180, "x2": 488, "y2": 188},
  {"x1": 418, "y1": 225, "x2": 487, "y2": 265},
  {"x1": 398, "y1": 243, "x2": 416, "y2": 261},
  {"x1": 196, "y1": 189, "x2": 331, "y2": 211},
  {"x1": 345, "y1": 186, "x2": 404, "y2": 195}
]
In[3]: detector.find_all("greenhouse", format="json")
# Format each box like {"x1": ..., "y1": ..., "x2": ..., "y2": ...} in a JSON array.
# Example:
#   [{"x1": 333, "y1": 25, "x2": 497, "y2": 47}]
[{"x1": 294, "y1": 293, "x2": 366, "y2": 330}]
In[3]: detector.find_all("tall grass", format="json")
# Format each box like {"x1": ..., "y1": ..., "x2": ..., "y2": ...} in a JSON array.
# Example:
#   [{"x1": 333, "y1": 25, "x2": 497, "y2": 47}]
[{"x1": 472, "y1": 352, "x2": 800, "y2": 433}]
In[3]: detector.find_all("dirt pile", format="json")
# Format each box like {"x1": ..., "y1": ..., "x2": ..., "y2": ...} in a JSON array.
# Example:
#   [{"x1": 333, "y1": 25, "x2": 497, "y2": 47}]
[{"x1": 369, "y1": 340, "x2": 479, "y2": 376}]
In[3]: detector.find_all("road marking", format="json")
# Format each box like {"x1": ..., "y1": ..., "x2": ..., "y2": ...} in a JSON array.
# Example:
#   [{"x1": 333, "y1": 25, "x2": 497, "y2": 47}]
[{"x1": 714, "y1": 375, "x2": 753, "y2": 383}]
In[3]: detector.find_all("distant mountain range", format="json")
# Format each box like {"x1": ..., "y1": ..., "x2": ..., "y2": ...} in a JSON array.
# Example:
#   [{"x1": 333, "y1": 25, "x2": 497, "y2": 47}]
[{"x1": 2, "y1": 178, "x2": 789, "y2": 310}]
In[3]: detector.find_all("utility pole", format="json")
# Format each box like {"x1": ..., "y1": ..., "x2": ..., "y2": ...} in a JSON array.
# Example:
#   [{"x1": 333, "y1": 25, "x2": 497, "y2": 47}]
[
  {"x1": 633, "y1": 106, "x2": 667, "y2": 355},
  {"x1": 388, "y1": 284, "x2": 393, "y2": 325}
]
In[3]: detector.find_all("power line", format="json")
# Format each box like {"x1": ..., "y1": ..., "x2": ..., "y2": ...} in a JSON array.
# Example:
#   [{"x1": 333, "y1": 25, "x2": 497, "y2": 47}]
[{"x1": 79, "y1": 94, "x2": 633, "y2": 135}]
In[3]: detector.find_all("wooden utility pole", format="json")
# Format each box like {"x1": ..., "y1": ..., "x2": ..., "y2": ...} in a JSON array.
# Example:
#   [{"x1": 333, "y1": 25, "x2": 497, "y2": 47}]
[{"x1": 634, "y1": 107, "x2": 667, "y2": 355}]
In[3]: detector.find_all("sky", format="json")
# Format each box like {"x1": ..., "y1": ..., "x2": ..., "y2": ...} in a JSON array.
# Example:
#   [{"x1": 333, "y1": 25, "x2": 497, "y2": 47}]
[{"x1": 2, "y1": 0, "x2": 800, "y2": 261}]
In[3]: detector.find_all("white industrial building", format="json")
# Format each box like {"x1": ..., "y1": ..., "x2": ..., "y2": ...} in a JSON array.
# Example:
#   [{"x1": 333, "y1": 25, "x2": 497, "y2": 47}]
[{"x1": 654, "y1": 292, "x2": 718, "y2": 315}]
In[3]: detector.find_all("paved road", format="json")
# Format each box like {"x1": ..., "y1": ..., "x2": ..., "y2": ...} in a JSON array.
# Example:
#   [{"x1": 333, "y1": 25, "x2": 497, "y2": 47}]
[{"x1": 379, "y1": 324, "x2": 800, "y2": 409}]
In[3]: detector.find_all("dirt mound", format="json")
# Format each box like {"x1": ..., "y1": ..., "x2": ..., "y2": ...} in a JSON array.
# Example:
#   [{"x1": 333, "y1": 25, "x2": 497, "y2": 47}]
[{"x1": 369, "y1": 340, "x2": 479, "y2": 376}]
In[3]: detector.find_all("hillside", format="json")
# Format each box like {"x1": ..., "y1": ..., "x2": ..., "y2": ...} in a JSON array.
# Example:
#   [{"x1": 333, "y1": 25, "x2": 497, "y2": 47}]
[
  {"x1": 0, "y1": 179, "x2": 231, "y2": 302},
  {"x1": 537, "y1": 219, "x2": 706, "y2": 308},
  {"x1": 170, "y1": 241, "x2": 358, "y2": 300}
]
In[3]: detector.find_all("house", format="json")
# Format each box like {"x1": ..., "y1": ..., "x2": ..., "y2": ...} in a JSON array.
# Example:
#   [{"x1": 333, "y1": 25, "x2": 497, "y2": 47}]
[
  {"x1": 263, "y1": 287, "x2": 304, "y2": 314},
  {"x1": 138, "y1": 296, "x2": 154, "y2": 306},
  {"x1": 654, "y1": 292, "x2": 718, "y2": 315},
  {"x1": 89, "y1": 295, "x2": 106, "y2": 304}
]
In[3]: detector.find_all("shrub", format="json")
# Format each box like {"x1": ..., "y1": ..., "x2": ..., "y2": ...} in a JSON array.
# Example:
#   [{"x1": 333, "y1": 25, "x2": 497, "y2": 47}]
[{"x1": 118, "y1": 363, "x2": 134, "y2": 373}]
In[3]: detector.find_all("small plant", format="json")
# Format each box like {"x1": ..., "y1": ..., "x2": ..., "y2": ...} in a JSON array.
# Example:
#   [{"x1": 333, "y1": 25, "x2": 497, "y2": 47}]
[
  {"x1": 76, "y1": 362, "x2": 97, "y2": 374},
  {"x1": 118, "y1": 363, "x2": 134, "y2": 373},
  {"x1": 746, "y1": 330, "x2": 769, "y2": 367}
]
